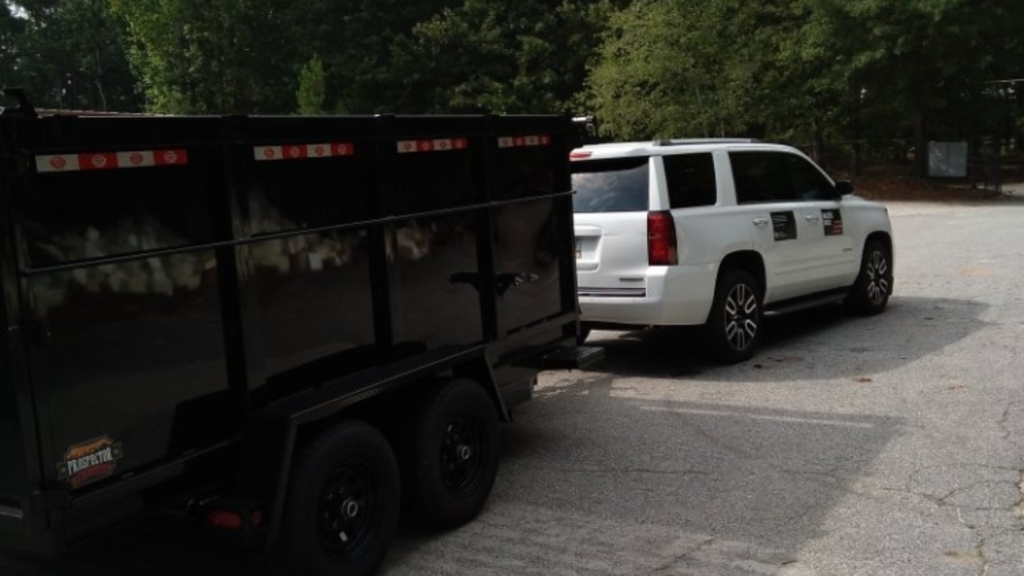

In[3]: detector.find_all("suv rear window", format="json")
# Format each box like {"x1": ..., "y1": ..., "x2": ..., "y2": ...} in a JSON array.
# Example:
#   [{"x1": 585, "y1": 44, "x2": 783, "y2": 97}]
[
  {"x1": 571, "y1": 157, "x2": 649, "y2": 213},
  {"x1": 663, "y1": 152, "x2": 717, "y2": 208}
]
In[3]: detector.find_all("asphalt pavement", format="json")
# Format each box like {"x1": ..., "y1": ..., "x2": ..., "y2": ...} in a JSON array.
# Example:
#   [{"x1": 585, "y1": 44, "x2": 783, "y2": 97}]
[
  {"x1": 381, "y1": 196, "x2": 1024, "y2": 575},
  {"x1": 4, "y1": 195, "x2": 1024, "y2": 575}
]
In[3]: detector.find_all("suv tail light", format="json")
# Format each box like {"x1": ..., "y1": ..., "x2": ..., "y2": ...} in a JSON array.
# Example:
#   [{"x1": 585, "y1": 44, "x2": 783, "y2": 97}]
[{"x1": 647, "y1": 211, "x2": 678, "y2": 265}]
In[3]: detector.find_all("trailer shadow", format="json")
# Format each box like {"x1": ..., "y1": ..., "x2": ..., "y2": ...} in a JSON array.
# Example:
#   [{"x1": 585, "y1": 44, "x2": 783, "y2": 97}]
[
  {"x1": 2, "y1": 370, "x2": 906, "y2": 576},
  {"x1": 579, "y1": 295, "x2": 988, "y2": 382},
  {"x1": 382, "y1": 378, "x2": 903, "y2": 575},
  {"x1": 0, "y1": 296, "x2": 970, "y2": 576}
]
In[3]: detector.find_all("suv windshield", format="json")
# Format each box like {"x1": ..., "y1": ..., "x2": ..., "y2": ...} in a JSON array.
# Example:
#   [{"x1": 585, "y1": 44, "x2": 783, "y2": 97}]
[{"x1": 571, "y1": 157, "x2": 649, "y2": 213}]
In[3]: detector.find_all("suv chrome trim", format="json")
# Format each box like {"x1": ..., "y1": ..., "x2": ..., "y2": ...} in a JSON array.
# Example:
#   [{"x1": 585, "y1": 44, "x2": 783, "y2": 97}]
[{"x1": 578, "y1": 287, "x2": 647, "y2": 298}]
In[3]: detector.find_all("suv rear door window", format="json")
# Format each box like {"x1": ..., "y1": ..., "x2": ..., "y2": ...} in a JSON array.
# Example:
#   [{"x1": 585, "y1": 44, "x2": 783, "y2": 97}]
[
  {"x1": 571, "y1": 157, "x2": 649, "y2": 213},
  {"x1": 663, "y1": 153, "x2": 717, "y2": 208},
  {"x1": 731, "y1": 151, "x2": 834, "y2": 203}
]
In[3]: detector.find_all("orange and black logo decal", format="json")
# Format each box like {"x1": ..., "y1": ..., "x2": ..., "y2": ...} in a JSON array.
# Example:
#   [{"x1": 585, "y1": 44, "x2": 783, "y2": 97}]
[{"x1": 57, "y1": 437, "x2": 124, "y2": 489}]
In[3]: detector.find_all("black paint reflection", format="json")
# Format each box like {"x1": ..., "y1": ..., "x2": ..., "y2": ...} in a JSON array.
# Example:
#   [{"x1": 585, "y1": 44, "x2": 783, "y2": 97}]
[
  {"x1": 388, "y1": 215, "x2": 482, "y2": 353},
  {"x1": 23, "y1": 168, "x2": 217, "y2": 268},
  {"x1": 249, "y1": 231, "x2": 375, "y2": 398},
  {"x1": 493, "y1": 198, "x2": 562, "y2": 334},
  {"x1": 27, "y1": 251, "x2": 231, "y2": 479},
  {"x1": 246, "y1": 157, "x2": 370, "y2": 235}
]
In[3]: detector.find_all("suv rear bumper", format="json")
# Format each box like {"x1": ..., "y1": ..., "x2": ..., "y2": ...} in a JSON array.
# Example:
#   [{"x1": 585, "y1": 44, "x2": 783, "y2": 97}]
[{"x1": 577, "y1": 262, "x2": 717, "y2": 326}]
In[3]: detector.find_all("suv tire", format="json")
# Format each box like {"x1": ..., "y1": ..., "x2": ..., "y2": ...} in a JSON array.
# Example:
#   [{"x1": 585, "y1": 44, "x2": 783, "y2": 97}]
[
  {"x1": 846, "y1": 239, "x2": 892, "y2": 315},
  {"x1": 705, "y1": 268, "x2": 762, "y2": 363}
]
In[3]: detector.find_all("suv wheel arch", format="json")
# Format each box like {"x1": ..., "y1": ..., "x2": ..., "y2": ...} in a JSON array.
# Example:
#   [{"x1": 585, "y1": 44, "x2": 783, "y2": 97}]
[{"x1": 709, "y1": 251, "x2": 766, "y2": 319}]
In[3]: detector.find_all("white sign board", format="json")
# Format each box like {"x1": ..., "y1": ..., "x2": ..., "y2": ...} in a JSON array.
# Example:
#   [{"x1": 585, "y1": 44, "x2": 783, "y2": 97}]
[{"x1": 928, "y1": 141, "x2": 968, "y2": 178}]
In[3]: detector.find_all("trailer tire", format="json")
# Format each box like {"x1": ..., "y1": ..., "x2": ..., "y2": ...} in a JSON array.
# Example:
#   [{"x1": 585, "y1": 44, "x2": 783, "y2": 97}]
[
  {"x1": 400, "y1": 378, "x2": 500, "y2": 530},
  {"x1": 281, "y1": 421, "x2": 400, "y2": 576}
]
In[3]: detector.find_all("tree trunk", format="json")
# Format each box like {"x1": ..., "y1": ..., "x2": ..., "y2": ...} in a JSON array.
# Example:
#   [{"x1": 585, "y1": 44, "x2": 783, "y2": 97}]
[
  {"x1": 811, "y1": 120, "x2": 826, "y2": 167},
  {"x1": 914, "y1": 111, "x2": 928, "y2": 178},
  {"x1": 1017, "y1": 82, "x2": 1023, "y2": 152},
  {"x1": 849, "y1": 85, "x2": 862, "y2": 176}
]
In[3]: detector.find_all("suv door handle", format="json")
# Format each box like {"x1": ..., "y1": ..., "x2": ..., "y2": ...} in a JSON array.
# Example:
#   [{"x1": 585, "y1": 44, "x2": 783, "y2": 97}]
[
  {"x1": 804, "y1": 214, "x2": 821, "y2": 222},
  {"x1": 751, "y1": 218, "x2": 769, "y2": 227}
]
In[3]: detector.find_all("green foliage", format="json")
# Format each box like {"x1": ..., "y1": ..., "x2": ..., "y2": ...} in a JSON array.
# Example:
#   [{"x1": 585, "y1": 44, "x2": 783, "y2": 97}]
[
  {"x1": 0, "y1": 4, "x2": 24, "y2": 84},
  {"x1": 296, "y1": 54, "x2": 325, "y2": 115},
  {"x1": 111, "y1": 0, "x2": 296, "y2": 114},
  {"x1": 0, "y1": 0, "x2": 1018, "y2": 157},
  {"x1": 390, "y1": 0, "x2": 614, "y2": 114},
  {"x1": 587, "y1": 0, "x2": 1024, "y2": 149},
  {"x1": 288, "y1": 0, "x2": 456, "y2": 114},
  {"x1": 4, "y1": 0, "x2": 138, "y2": 111}
]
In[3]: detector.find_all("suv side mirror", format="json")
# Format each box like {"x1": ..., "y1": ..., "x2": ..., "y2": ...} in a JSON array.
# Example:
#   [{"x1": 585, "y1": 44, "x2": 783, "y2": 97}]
[{"x1": 834, "y1": 180, "x2": 854, "y2": 196}]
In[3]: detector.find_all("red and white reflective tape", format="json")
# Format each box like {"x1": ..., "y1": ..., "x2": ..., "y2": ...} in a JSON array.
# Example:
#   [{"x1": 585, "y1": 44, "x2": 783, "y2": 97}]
[
  {"x1": 396, "y1": 138, "x2": 468, "y2": 154},
  {"x1": 497, "y1": 134, "x2": 552, "y2": 149},
  {"x1": 254, "y1": 142, "x2": 354, "y2": 162},
  {"x1": 35, "y1": 149, "x2": 188, "y2": 174}
]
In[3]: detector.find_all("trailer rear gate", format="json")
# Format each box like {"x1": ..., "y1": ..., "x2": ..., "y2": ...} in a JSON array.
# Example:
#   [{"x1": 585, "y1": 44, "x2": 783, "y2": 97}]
[{"x1": 0, "y1": 111, "x2": 581, "y2": 555}]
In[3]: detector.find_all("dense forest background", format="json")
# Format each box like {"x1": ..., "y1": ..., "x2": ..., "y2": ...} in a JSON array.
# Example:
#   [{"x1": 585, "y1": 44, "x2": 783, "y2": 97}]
[{"x1": 2, "y1": 0, "x2": 1022, "y2": 172}]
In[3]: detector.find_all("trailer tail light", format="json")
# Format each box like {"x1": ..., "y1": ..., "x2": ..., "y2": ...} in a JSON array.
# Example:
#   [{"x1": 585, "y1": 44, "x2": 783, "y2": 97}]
[
  {"x1": 206, "y1": 508, "x2": 263, "y2": 531},
  {"x1": 647, "y1": 211, "x2": 678, "y2": 266},
  {"x1": 207, "y1": 510, "x2": 243, "y2": 530}
]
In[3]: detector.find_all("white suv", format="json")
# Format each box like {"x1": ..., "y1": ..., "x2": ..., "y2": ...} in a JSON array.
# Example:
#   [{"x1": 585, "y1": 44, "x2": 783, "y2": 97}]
[{"x1": 571, "y1": 139, "x2": 894, "y2": 362}]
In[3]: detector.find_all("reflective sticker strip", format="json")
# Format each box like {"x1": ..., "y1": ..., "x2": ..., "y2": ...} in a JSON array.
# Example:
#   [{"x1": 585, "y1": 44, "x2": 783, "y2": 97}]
[
  {"x1": 497, "y1": 134, "x2": 552, "y2": 148},
  {"x1": 253, "y1": 142, "x2": 354, "y2": 162},
  {"x1": 35, "y1": 149, "x2": 189, "y2": 174},
  {"x1": 396, "y1": 138, "x2": 469, "y2": 154}
]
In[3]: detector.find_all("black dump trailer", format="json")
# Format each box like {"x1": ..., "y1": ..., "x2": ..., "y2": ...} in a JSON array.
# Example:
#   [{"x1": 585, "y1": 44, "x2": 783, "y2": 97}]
[{"x1": 0, "y1": 90, "x2": 600, "y2": 575}]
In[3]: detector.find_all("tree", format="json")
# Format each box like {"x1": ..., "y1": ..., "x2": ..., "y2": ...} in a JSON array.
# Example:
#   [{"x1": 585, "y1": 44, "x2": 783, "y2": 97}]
[
  {"x1": 390, "y1": 0, "x2": 614, "y2": 114},
  {"x1": 5, "y1": 0, "x2": 139, "y2": 111},
  {"x1": 296, "y1": 54, "x2": 325, "y2": 114},
  {"x1": 585, "y1": 0, "x2": 1024, "y2": 171},
  {"x1": 111, "y1": 0, "x2": 296, "y2": 114},
  {"x1": 284, "y1": 0, "x2": 455, "y2": 114},
  {"x1": 586, "y1": 0, "x2": 775, "y2": 139}
]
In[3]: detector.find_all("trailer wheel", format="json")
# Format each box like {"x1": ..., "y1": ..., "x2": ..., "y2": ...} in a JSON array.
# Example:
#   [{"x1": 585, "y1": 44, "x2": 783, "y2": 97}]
[
  {"x1": 401, "y1": 379, "x2": 500, "y2": 530},
  {"x1": 282, "y1": 421, "x2": 400, "y2": 576}
]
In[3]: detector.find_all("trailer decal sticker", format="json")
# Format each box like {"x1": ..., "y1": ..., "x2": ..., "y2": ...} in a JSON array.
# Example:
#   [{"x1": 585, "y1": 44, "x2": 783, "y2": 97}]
[
  {"x1": 396, "y1": 138, "x2": 468, "y2": 153},
  {"x1": 253, "y1": 142, "x2": 354, "y2": 161},
  {"x1": 497, "y1": 134, "x2": 552, "y2": 148},
  {"x1": 771, "y1": 211, "x2": 797, "y2": 241},
  {"x1": 822, "y1": 209, "x2": 843, "y2": 236},
  {"x1": 35, "y1": 150, "x2": 189, "y2": 174},
  {"x1": 57, "y1": 436, "x2": 124, "y2": 489}
]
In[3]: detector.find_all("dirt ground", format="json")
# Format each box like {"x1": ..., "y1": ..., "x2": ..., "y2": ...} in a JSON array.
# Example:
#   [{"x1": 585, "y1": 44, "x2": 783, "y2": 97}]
[{"x1": 840, "y1": 163, "x2": 1024, "y2": 202}]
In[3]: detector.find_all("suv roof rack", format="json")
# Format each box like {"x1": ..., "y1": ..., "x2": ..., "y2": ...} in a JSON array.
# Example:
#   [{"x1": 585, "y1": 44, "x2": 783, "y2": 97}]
[{"x1": 652, "y1": 138, "x2": 762, "y2": 146}]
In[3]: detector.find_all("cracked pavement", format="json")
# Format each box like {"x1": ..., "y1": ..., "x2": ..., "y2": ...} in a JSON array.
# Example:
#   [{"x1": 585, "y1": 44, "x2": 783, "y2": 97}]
[{"x1": 3, "y1": 198, "x2": 1024, "y2": 575}]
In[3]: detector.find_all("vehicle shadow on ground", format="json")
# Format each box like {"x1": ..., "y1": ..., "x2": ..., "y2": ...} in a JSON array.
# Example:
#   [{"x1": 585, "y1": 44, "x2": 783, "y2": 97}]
[
  {"x1": 383, "y1": 378, "x2": 903, "y2": 575},
  {"x1": 580, "y1": 295, "x2": 988, "y2": 382},
  {"x1": 0, "y1": 516, "x2": 272, "y2": 576},
  {"x1": 0, "y1": 296, "x2": 974, "y2": 576}
]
